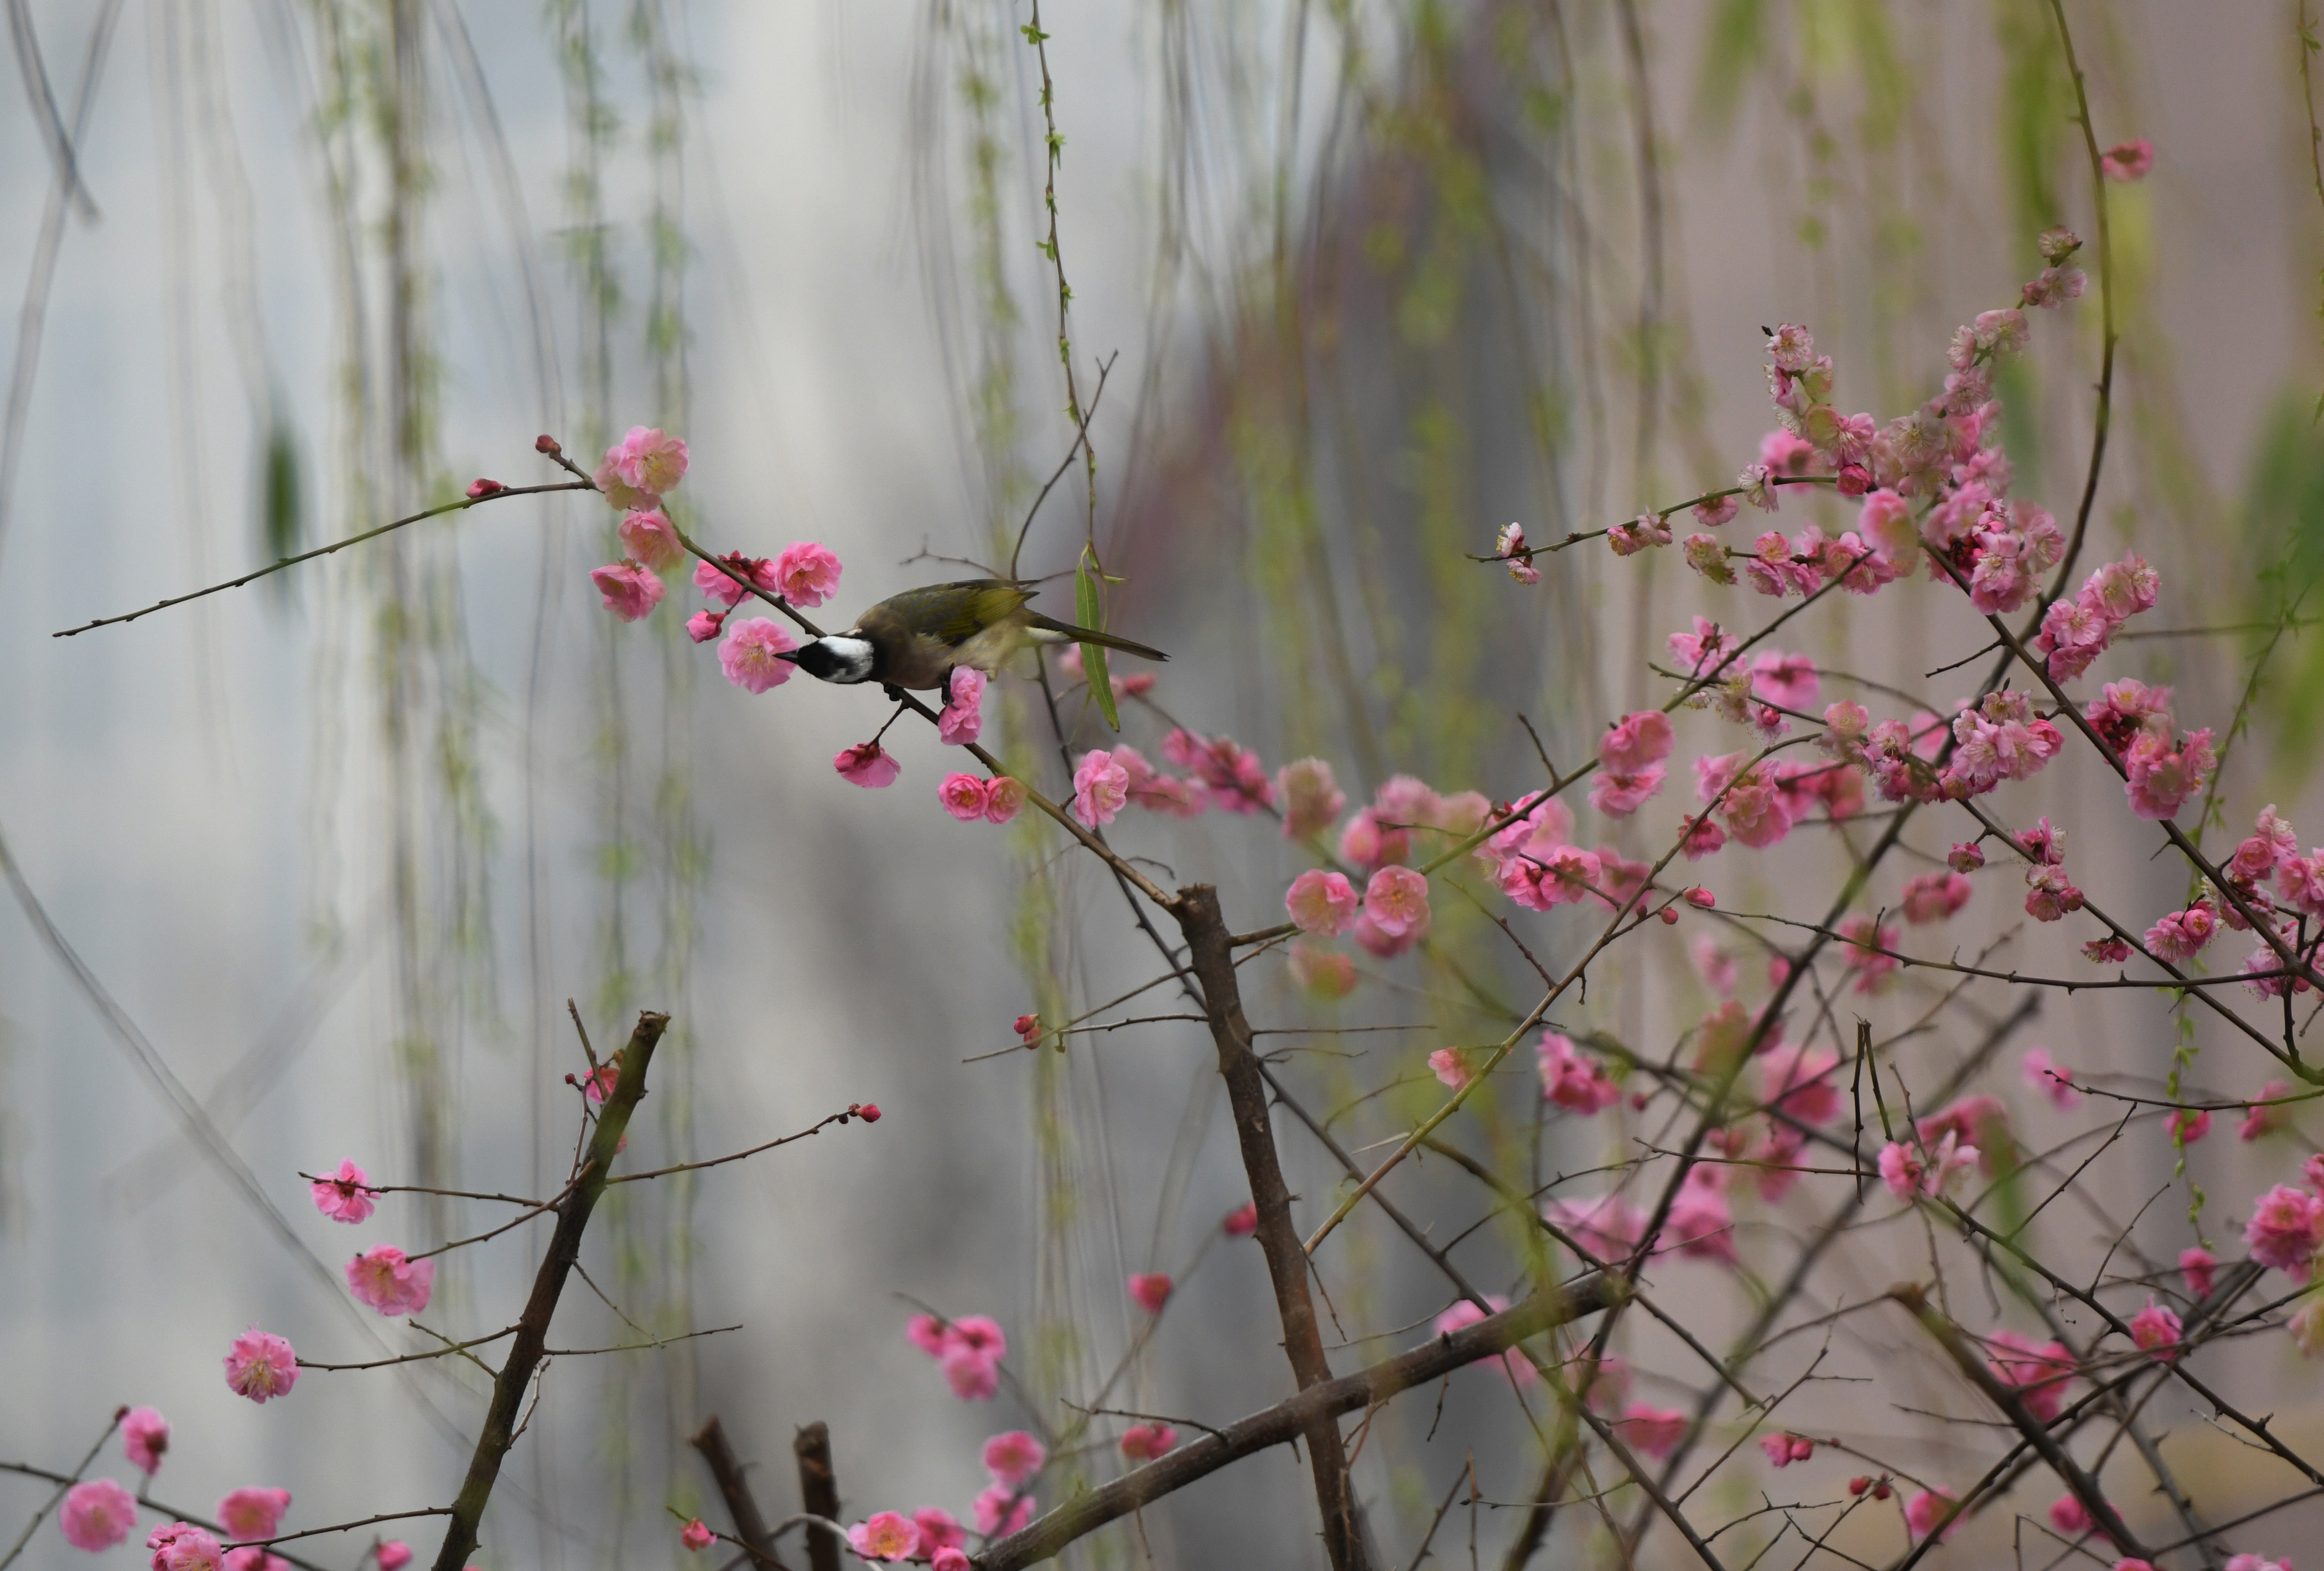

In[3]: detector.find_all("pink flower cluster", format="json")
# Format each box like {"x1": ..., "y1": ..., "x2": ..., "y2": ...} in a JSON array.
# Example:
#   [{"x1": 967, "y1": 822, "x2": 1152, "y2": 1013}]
[
  {"x1": 1944, "y1": 689, "x2": 2063, "y2": 798},
  {"x1": 906, "y1": 1312, "x2": 1008, "y2": 1401},
  {"x1": 2245, "y1": 1183, "x2": 2324, "y2": 1280},
  {"x1": 1590, "y1": 711, "x2": 1673, "y2": 818},
  {"x1": 1538, "y1": 1033, "x2": 1620, "y2": 1115},
  {"x1": 1758, "y1": 1433, "x2": 1814, "y2": 1467},
  {"x1": 1496, "y1": 522, "x2": 1541, "y2": 584},
  {"x1": 1877, "y1": 1131, "x2": 1977, "y2": 1203},
  {"x1": 1163, "y1": 727, "x2": 1274, "y2": 813},
  {"x1": 1985, "y1": 1329, "x2": 2076, "y2": 1422},
  {"x1": 2031, "y1": 554, "x2": 2160, "y2": 679},
  {"x1": 937, "y1": 772, "x2": 1026, "y2": 825}
]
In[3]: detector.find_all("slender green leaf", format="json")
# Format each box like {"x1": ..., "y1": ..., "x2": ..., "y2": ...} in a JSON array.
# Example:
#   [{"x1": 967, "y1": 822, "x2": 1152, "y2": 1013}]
[{"x1": 1076, "y1": 553, "x2": 1119, "y2": 731}]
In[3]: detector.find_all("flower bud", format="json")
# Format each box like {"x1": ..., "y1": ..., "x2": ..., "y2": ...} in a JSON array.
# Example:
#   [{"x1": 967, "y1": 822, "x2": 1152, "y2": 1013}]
[
  {"x1": 1848, "y1": 1476, "x2": 1872, "y2": 1497},
  {"x1": 1835, "y1": 463, "x2": 1871, "y2": 497},
  {"x1": 536, "y1": 434, "x2": 562, "y2": 454},
  {"x1": 858, "y1": 1102, "x2": 882, "y2": 1123},
  {"x1": 467, "y1": 478, "x2": 507, "y2": 498}
]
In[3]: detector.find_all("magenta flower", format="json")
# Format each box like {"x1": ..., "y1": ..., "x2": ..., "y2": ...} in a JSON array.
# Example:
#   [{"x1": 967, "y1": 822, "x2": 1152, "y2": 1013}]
[
  {"x1": 122, "y1": 1406, "x2": 169, "y2": 1474},
  {"x1": 309, "y1": 1161, "x2": 377, "y2": 1225},
  {"x1": 346, "y1": 1245, "x2": 435, "y2": 1316},
  {"x1": 1759, "y1": 1043, "x2": 1841, "y2": 1125},
  {"x1": 616, "y1": 508, "x2": 681, "y2": 571},
  {"x1": 911, "y1": 1508, "x2": 965, "y2": 1556},
  {"x1": 1900, "y1": 871, "x2": 1972, "y2": 925},
  {"x1": 2224, "y1": 1557, "x2": 2289, "y2": 1571},
  {"x1": 374, "y1": 1545, "x2": 411, "y2": 1571},
  {"x1": 972, "y1": 1485, "x2": 1034, "y2": 1537},
  {"x1": 717, "y1": 617, "x2": 798, "y2": 693},
  {"x1": 1538, "y1": 1033, "x2": 1620, "y2": 1116},
  {"x1": 1617, "y1": 1404, "x2": 1686, "y2": 1459},
  {"x1": 148, "y1": 1523, "x2": 226, "y2": 1571},
  {"x1": 1071, "y1": 749, "x2": 1130, "y2": 826},
  {"x1": 1903, "y1": 1489, "x2": 1957, "y2": 1542},
  {"x1": 2100, "y1": 138, "x2": 2154, "y2": 181},
  {"x1": 679, "y1": 1519, "x2": 714, "y2": 1552},
  {"x1": 1119, "y1": 1423, "x2": 1180, "y2": 1459},
  {"x1": 1666, "y1": 1170, "x2": 1737, "y2": 1265},
  {"x1": 2048, "y1": 1495, "x2": 2093, "y2": 1537},
  {"x1": 589, "y1": 561, "x2": 665, "y2": 622},
  {"x1": 223, "y1": 1329, "x2": 299, "y2": 1403},
  {"x1": 770, "y1": 541, "x2": 842, "y2": 608},
  {"x1": 2129, "y1": 1301, "x2": 2182, "y2": 1360},
  {"x1": 834, "y1": 742, "x2": 901, "y2": 788},
  {"x1": 1986, "y1": 1330, "x2": 2075, "y2": 1422},
  {"x1": 60, "y1": 1479, "x2": 138, "y2": 1551},
  {"x1": 1588, "y1": 766, "x2": 1665, "y2": 820},
  {"x1": 1284, "y1": 870, "x2": 1358, "y2": 937},
  {"x1": 937, "y1": 668, "x2": 986, "y2": 745},
  {"x1": 2181, "y1": 1246, "x2": 2218, "y2": 1298},
  {"x1": 2125, "y1": 727, "x2": 2215, "y2": 821},
  {"x1": 2245, "y1": 1183, "x2": 2324, "y2": 1277},
  {"x1": 216, "y1": 1489, "x2": 292, "y2": 1542},
  {"x1": 932, "y1": 1551, "x2": 971, "y2": 1571},
  {"x1": 844, "y1": 1512, "x2": 920, "y2": 1562},
  {"x1": 606, "y1": 426, "x2": 689, "y2": 499},
  {"x1": 982, "y1": 1431, "x2": 1047, "y2": 1486},
  {"x1": 1127, "y1": 1272, "x2": 1173, "y2": 1313},
  {"x1": 938, "y1": 773, "x2": 991, "y2": 822}
]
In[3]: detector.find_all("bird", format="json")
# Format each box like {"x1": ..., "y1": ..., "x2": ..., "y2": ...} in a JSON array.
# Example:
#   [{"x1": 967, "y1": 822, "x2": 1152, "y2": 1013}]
[{"x1": 780, "y1": 578, "x2": 1168, "y2": 708}]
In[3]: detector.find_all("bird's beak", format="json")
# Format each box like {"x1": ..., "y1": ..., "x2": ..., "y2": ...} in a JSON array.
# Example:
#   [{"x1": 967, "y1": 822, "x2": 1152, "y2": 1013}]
[{"x1": 774, "y1": 648, "x2": 802, "y2": 663}]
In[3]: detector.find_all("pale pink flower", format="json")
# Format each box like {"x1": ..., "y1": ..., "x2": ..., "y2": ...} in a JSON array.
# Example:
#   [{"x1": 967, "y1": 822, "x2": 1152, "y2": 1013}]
[
  {"x1": 2167, "y1": 1109, "x2": 2211, "y2": 1149},
  {"x1": 1668, "y1": 615, "x2": 1741, "y2": 678},
  {"x1": 2234, "y1": 807, "x2": 2300, "y2": 882},
  {"x1": 1694, "y1": 494, "x2": 1740, "y2": 528},
  {"x1": 1759, "y1": 1044, "x2": 1841, "y2": 1125},
  {"x1": 1071, "y1": 750, "x2": 1130, "y2": 826},
  {"x1": 122, "y1": 1406, "x2": 169, "y2": 1474},
  {"x1": 1608, "y1": 512, "x2": 1671, "y2": 556},
  {"x1": 685, "y1": 610, "x2": 724, "y2": 643},
  {"x1": 717, "y1": 617, "x2": 797, "y2": 693},
  {"x1": 616, "y1": 509, "x2": 681, "y2": 571},
  {"x1": 2243, "y1": 1081, "x2": 2294, "y2": 1141},
  {"x1": 216, "y1": 1489, "x2": 292, "y2": 1542},
  {"x1": 983, "y1": 775, "x2": 1025, "y2": 825},
  {"x1": 310, "y1": 1161, "x2": 377, "y2": 1224},
  {"x1": 983, "y1": 1431, "x2": 1047, "y2": 1486},
  {"x1": 1666, "y1": 1169, "x2": 1737, "y2": 1265},
  {"x1": 1618, "y1": 1405, "x2": 1687, "y2": 1458},
  {"x1": 1288, "y1": 939, "x2": 1358, "y2": 997},
  {"x1": 2129, "y1": 1301, "x2": 2181, "y2": 1360},
  {"x1": 845, "y1": 1512, "x2": 921, "y2": 1562},
  {"x1": 1903, "y1": 1489, "x2": 1957, "y2": 1542},
  {"x1": 223, "y1": 1329, "x2": 298, "y2": 1403},
  {"x1": 972, "y1": 1485, "x2": 1034, "y2": 1537},
  {"x1": 938, "y1": 773, "x2": 992, "y2": 822},
  {"x1": 1588, "y1": 767, "x2": 1664, "y2": 819},
  {"x1": 1363, "y1": 866, "x2": 1433, "y2": 938},
  {"x1": 60, "y1": 1479, "x2": 138, "y2": 1551},
  {"x1": 937, "y1": 667, "x2": 987, "y2": 745},
  {"x1": 1987, "y1": 1330, "x2": 2075, "y2": 1421},
  {"x1": 1428, "y1": 1047, "x2": 1474, "y2": 1090},
  {"x1": 1496, "y1": 522, "x2": 1541, "y2": 584},
  {"x1": 1878, "y1": 1134, "x2": 1975, "y2": 1203},
  {"x1": 2291, "y1": 1297, "x2": 2324, "y2": 1359},
  {"x1": 1119, "y1": 1423, "x2": 1180, "y2": 1459},
  {"x1": 2025, "y1": 866, "x2": 2085, "y2": 924},
  {"x1": 1128, "y1": 1272, "x2": 1173, "y2": 1313},
  {"x1": 679, "y1": 1519, "x2": 714, "y2": 1552},
  {"x1": 2181, "y1": 1246, "x2": 2218, "y2": 1298},
  {"x1": 1600, "y1": 710, "x2": 1675, "y2": 772},
  {"x1": 222, "y1": 1544, "x2": 286, "y2": 1569},
  {"x1": 2087, "y1": 935, "x2": 2135, "y2": 965},
  {"x1": 147, "y1": 1523, "x2": 225, "y2": 1571},
  {"x1": 2101, "y1": 139, "x2": 2154, "y2": 181},
  {"x1": 346, "y1": 1245, "x2": 435, "y2": 1316},
  {"x1": 912, "y1": 1508, "x2": 966, "y2": 1556},
  {"x1": 2246, "y1": 1183, "x2": 2324, "y2": 1277},
  {"x1": 375, "y1": 1543, "x2": 412, "y2": 1570},
  {"x1": 692, "y1": 554, "x2": 773, "y2": 608},
  {"x1": 590, "y1": 459, "x2": 654, "y2": 512},
  {"x1": 2021, "y1": 1048, "x2": 2079, "y2": 1111},
  {"x1": 1285, "y1": 870, "x2": 1360, "y2": 937},
  {"x1": 1837, "y1": 914, "x2": 1898, "y2": 992},
  {"x1": 606, "y1": 426, "x2": 689, "y2": 498},
  {"x1": 834, "y1": 743, "x2": 901, "y2": 788},
  {"x1": 768, "y1": 542, "x2": 842, "y2": 607},
  {"x1": 1277, "y1": 759, "x2": 1346, "y2": 840},
  {"x1": 589, "y1": 561, "x2": 665, "y2": 622},
  {"x1": 1900, "y1": 871, "x2": 1971, "y2": 925},
  {"x1": 1752, "y1": 652, "x2": 1819, "y2": 711},
  {"x1": 1538, "y1": 1033, "x2": 1620, "y2": 1115},
  {"x1": 942, "y1": 1345, "x2": 1000, "y2": 1400}
]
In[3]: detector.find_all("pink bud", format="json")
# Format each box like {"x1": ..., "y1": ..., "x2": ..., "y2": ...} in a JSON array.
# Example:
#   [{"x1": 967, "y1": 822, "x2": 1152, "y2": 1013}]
[
  {"x1": 685, "y1": 610, "x2": 725, "y2": 644},
  {"x1": 1683, "y1": 887, "x2": 1715, "y2": 908},
  {"x1": 1847, "y1": 1476, "x2": 1871, "y2": 1496},
  {"x1": 466, "y1": 478, "x2": 507, "y2": 498},
  {"x1": 535, "y1": 434, "x2": 561, "y2": 455},
  {"x1": 1223, "y1": 1201, "x2": 1258, "y2": 1236},
  {"x1": 858, "y1": 1103, "x2": 882, "y2": 1123},
  {"x1": 375, "y1": 1546, "x2": 413, "y2": 1571},
  {"x1": 1128, "y1": 1272, "x2": 1173, "y2": 1313},
  {"x1": 679, "y1": 1520, "x2": 715, "y2": 1552},
  {"x1": 1657, "y1": 907, "x2": 1678, "y2": 925},
  {"x1": 1015, "y1": 1013, "x2": 1041, "y2": 1043},
  {"x1": 1835, "y1": 464, "x2": 1871, "y2": 497}
]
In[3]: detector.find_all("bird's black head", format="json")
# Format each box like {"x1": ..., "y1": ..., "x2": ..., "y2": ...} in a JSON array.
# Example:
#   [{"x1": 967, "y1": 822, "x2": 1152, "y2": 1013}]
[{"x1": 786, "y1": 634, "x2": 878, "y2": 684}]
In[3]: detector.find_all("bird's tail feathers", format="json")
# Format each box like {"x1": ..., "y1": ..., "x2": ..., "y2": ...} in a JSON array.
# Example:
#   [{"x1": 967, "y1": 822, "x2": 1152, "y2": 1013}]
[{"x1": 1021, "y1": 611, "x2": 1168, "y2": 662}]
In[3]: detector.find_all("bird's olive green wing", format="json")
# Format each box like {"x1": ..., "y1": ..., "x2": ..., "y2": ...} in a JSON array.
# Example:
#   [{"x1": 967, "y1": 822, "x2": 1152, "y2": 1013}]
[{"x1": 869, "y1": 580, "x2": 1034, "y2": 647}]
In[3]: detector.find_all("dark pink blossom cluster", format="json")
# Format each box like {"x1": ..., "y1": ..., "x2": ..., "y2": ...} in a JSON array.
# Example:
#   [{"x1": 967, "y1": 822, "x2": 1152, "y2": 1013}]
[{"x1": 905, "y1": 1311, "x2": 1009, "y2": 1401}]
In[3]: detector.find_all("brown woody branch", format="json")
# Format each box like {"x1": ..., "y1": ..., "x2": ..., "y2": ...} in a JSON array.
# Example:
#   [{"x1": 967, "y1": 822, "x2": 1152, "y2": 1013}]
[
  {"x1": 428, "y1": 1010, "x2": 669, "y2": 1571},
  {"x1": 689, "y1": 1418, "x2": 788, "y2": 1570},
  {"x1": 974, "y1": 1276, "x2": 1609, "y2": 1571}
]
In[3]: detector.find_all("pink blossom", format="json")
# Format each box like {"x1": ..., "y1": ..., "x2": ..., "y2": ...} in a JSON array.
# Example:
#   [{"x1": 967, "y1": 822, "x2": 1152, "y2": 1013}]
[
  {"x1": 1286, "y1": 870, "x2": 1360, "y2": 936},
  {"x1": 589, "y1": 561, "x2": 665, "y2": 622},
  {"x1": 2279, "y1": 854, "x2": 2324, "y2": 917},
  {"x1": 123, "y1": 1407, "x2": 169, "y2": 1474},
  {"x1": 906, "y1": 1313, "x2": 948, "y2": 1356},
  {"x1": 2292, "y1": 1298, "x2": 2324, "y2": 1359},
  {"x1": 148, "y1": 1523, "x2": 225, "y2": 1571},
  {"x1": 845, "y1": 1512, "x2": 921, "y2": 1562},
  {"x1": 223, "y1": 1329, "x2": 299, "y2": 1403},
  {"x1": 2125, "y1": 727, "x2": 2215, "y2": 820},
  {"x1": 1277, "y1": 759, "x2": 1346, "y2": 840},
  {"x1": 2243, "y1": 1081, "x2": 2294, "y2": 1141},
  {"x1": 616, "y1": 509, "x2": 681, "y2": 571},
  {"x1": 1694, "y1": 494, "x2": 1740, "y2": 528},
  {"x1": 1432, "y1": 1296, "x2": 1536, "y2": 1387},
  {"x1": 1902, "y1": 1488, "x2": 1958, "y2": 1543},
  {"x1": 1608, "y1": 512, "x2": 1672, "y2": 555},
  {"x1": 605, "y1": 426, "x2": 689, "y2": 498},
  {"x1": 942, "y1": 1346, "x2": 1000, "y2": 1400},
  {"x1": 2246, "y1": 1183, "x2": 2324, "y2": 1277},
  {"x1": 60, "y1": 1479, "x2": 138, "y2": 1551},
  {"x1": 1752, "y1": 652, "x2": 1819, "y2": 710},
  {"x1": 2022, "y1": 264, "x2": 2087, "y2": 309},
  {"x1": 1355, "y1": 909, "x2": 1423, "y2": 959},
  {"x1": 912, "y1": 1508, "x2": 965, "y2": 1556},
  {"x1": 1288, "y1": 940, "x2": 1358, "y2": 998},
  {"x1": 1128, "y1": 1272, "x2": 1173, "y2": 1313},
  {"x1": 2169, "y1": 1107, "x2": 2212, "y2": 1145},
  {"x1": 2101, "y1": 138, "x2": 2154, "y2": 181},
  {"x1": 983, "y1": 776, "x2": 1025, "y2": 825},
  {"x1": 2024, "y1": 867, "x2": 2086, "y2": 924},
  {"x1": 937, "y1": 667, "x2": 987, "y2": 745},
  {"x1": 216, "y1": 1489, "x2": 292, "y2": 1542},
  {"x1": 1588, "y1": 766, "x2": 1665, "y2": 819},
  {"x1": 310, "y1": 1161, "x2": 377, "y2": 1225},
  {"x1": 1666, "y1": 1168, "x2": 1737, "y2": 1264},
  {"x1": 1668, "y1": 616, "x2": 1741, "y2": 679},
  {"x1": 1900, "y1": 871, "x2": 1972, "y2": 925},
  {"x1": 1364, "y1": 866, "x2": 1433, "y2": 938},
  {"x1": 224, "y1": 1544, "x2": 288, "y2": 1571},
  {"x1": 2021, "y1": 1048, "x2": 2080, "y2": 1110},
  {"x1": 1538, "y1": 1033, "x2": 1620, "y2": 1115},
  {"x1": 375, "y1": 1544, "x2": 412, "y2": 1571},
  {"x1": 1985, "y1": 1330, "x2": 2076, "y2": 1423},
  {"x1": 1544, "y1": 1194, "x2": 1647, "y2": 1262},
  {"x1": 346, "y1": 1245, "x2": 435, "y2": 1316},
  {"x1": 679, "y1": 1519, "x2": 714, "y2": 1552},
  {"x1": 938, "y1": 773, "x2": 992, "y2": 822},
  {"x1": 1225, "y1": 1202, "x2": 1259, "y2": 1236},
  {"x1": 1759, "y1": 1044, "x2": 1841, "y2": 1125},
  {"x1": 717, "y1": 617, "x2": 797, "y2": 693},
  {"x1": 1759, "y1": 1433, "x2": 1814, "y2": 1467},
  {"x1": 2181, "y1": 1246, "x2": 2218, "y2": 1298},
  {"x1": 692, "y1": 554, "x2": 772, "y2": 608},
  {"x1": 765, "y1": 542, "x2": 842, "y2": 607},
  {"x1": 1071, "y1": 750, "x2": 1131, "y2": 826},
  {"x1": 1496, "y1": 522, "x2": 1541, "y2": 584},
  {"x1": 1428, "y1": 1047, "x2": 1475, "y2": 1090},
  {"x1": 1600, "y1": 711, "x2": 1675, "y2": 772},
  {"x1": 834, "y1": 743, "x2": 901, "y2": 789},
  {"x1": 1879, "y1": 1132, "x2": 1977, "y2": 1202},
  {"x1": 2129, "y1": 1301, "x2": 2181, "y2": 1360},
  {"x1": 2086, "y1": 935, "x2": 2135, "y2": 965},
  {"x1": 2234, "y1": 807, "x2": 2300, "y2": 882},
  {"x1": 932, "y1": 1552, "x2": 971, "y2": 1571},
  {"x1": 1119, "y1": 1424, "x2": 1181, "y2": 1459},
  {"x1": 1168, "y1": 730, "x2": 1275, "y2": 813},
  {"x1": 945, "y1": 1315, "x2": 1007, "y2": 1361},
  {"x1": 983, "y1": 1430, "x2": 1047, "y2": 1486},
  {"x1": 972, "y1": 1485, "x2": 1034, "y2": 1537},
  {"x1": 685, "y1": 610, "x2": 725, "y2": 643},
  {"x1": 2048, "y1": 1495, "x2": 2093, "y2": 1537},
  {"x1": 1618, "y1": 1405, "x2": 1687, "y2": 1459}
]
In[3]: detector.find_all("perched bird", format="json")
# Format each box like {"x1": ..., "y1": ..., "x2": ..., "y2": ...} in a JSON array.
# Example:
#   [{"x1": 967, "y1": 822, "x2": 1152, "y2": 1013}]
[{"x1": 781, "y1": 578, "x2": 1167, "y2": 705}]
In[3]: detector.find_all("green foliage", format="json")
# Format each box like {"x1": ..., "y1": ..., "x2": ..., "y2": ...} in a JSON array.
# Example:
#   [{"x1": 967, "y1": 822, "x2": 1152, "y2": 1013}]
[
  {"x1": 257, "y1": 413, "x2": 303, "y2": 595},
  {"x1": 1691, "y1": 0, "x2": 1764, "y2": 136},
  {"x1": 2242, "y1": 389, "x2": 2324, "y2": 769},
  {"x1": 1992, "y1": 0, "x2": 2069, "y2": 238}
]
